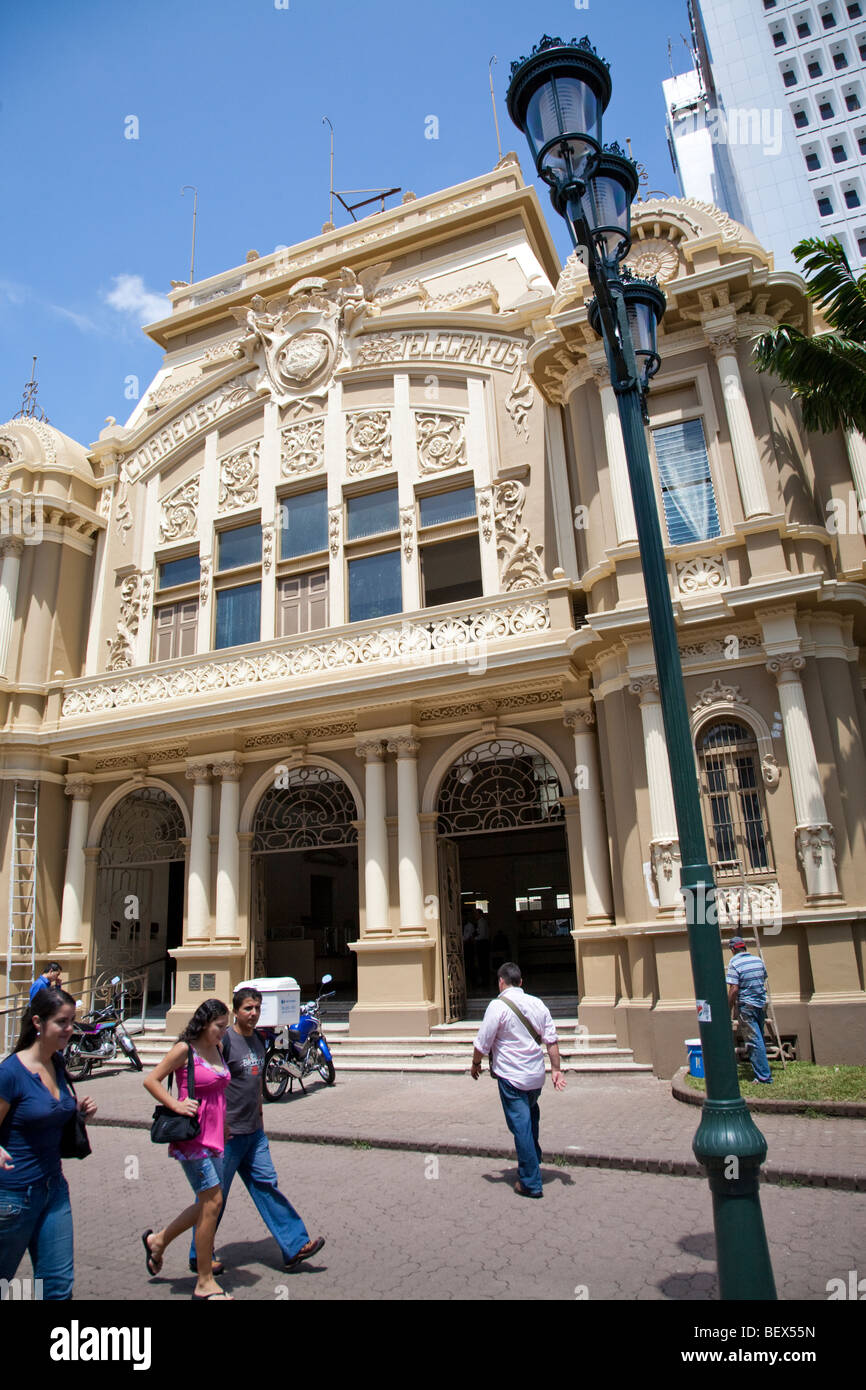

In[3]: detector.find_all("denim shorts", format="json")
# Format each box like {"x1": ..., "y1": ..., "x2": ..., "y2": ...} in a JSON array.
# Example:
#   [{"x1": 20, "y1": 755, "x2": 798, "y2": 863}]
[{"x1": 177, "y1": 1152, "x2": 223, "y2": 1196}]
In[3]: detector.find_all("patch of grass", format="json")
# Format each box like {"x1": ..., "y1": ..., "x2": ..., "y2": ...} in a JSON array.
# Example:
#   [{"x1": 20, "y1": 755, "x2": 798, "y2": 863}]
[
  {"x1": 350, "y1": 1139, "x2": 373, "y2": 1150},
  {"x1": 683, "y1": 1062, "x2": 866, "y2": 1103}
]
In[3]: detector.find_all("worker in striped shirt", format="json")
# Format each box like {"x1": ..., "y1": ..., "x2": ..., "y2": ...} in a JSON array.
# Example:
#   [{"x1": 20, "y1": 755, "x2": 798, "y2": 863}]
[{"x1": 726, "y1": 936, "x2": 772, "y2": 1084}]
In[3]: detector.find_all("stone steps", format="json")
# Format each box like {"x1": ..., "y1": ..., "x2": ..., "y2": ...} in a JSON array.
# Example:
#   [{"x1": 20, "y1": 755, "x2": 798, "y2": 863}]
[{"x1": 130, "y1": 1023, "x2": 649, "y2": 1073}]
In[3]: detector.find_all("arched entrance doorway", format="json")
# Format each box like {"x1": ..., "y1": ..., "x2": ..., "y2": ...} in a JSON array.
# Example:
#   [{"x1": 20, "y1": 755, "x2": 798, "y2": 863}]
[
  {"x1": 251, "y1": 766, "x2": 359, "y2": 994},
  {"x1": 437, "y1": 739, "x2": 574, "y2": 1020},
  {"x1": 95, "y1": 787, "x2": 186, "y2": 1005}
]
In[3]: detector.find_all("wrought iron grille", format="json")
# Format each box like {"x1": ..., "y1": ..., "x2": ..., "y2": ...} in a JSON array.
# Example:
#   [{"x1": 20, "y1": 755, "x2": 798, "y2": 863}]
[
  {"x1": 253, "y1": 766, "x2": 358, "y2": 853},
  {"x1": 98, "y1": 788, "x2": 185, "y2": 866},
  {"x1": 697, "y1": 721, "x2": 774, "y2": 878},
  {"x1": 437, "y1": 740, "x2": 564, "y2": 836}
]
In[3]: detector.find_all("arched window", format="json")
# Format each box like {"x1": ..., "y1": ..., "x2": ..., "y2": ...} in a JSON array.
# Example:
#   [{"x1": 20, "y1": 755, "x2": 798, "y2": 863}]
[{"x1": 696, "y1": 720, "x2": 774, "y2": 879}]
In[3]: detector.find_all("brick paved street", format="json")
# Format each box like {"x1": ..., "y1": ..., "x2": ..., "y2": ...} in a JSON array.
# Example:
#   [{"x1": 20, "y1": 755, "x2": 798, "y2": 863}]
[
  {"x1": 47, "y1": 1125, "x2": 866, "y2": 1301},
  {"x1": 80, "y1": 1064, "x2": 866, "y2": 1186}
]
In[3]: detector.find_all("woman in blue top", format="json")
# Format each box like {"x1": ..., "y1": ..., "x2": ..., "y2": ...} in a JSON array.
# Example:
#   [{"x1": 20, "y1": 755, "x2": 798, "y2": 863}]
[{"x1": 0, "y1": 988, "x2": 97, "y2": 1299}]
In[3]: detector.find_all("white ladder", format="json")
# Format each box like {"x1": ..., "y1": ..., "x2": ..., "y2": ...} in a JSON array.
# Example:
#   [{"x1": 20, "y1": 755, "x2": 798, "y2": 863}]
[{"x1": 4, "y1": 781, "x2": 39, "y2": 1053}]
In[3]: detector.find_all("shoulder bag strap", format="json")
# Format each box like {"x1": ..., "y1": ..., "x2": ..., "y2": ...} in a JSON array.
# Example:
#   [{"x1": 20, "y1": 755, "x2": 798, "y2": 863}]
[
  {"x1": 499, "y1": 995, "x2": 542, "y2": 1046},
  {"x1": 186, "y1": 1043, "x2": 196, "y2": 1100}
]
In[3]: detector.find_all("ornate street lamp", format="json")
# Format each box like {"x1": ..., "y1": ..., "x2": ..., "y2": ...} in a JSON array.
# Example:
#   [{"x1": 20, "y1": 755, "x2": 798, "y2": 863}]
[{"x1": 508, "y1": 35, "x2": 777, "y2": 1302}]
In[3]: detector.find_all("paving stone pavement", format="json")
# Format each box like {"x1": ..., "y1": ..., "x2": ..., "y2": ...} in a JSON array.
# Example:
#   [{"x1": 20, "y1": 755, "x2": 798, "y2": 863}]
[
  {"x1": 38, "y1": 1125, "x2": 866, "y2": 1302},
  {"x1": 81, "y1": 1064, "x2": 866, "y2": 1186}
]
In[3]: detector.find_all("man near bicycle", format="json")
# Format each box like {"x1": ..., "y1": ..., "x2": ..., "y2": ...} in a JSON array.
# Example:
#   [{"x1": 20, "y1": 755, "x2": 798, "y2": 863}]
[{"x1": 189, "y1": 986, "x2": 325, "y2": 1272}]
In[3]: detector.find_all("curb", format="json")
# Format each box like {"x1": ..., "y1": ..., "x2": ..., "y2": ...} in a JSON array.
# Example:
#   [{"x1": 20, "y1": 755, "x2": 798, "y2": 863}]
[
  {"x1": 671, "y1": 1065, "x2": 866, "y2": 1119},
  {"x1": 86, "y1": 1112, "x2": 866, "y2": 1192}
]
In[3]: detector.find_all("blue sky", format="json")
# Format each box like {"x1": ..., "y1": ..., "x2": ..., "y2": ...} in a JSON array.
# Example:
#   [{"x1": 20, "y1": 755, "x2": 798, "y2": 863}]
[{"x1": 1, "y1": 0, "x2": 695, "y2": 444}]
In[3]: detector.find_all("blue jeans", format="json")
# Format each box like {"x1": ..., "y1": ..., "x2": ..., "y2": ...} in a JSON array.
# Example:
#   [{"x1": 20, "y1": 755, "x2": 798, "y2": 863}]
[
  {"x1": 740, "y1": 1004, "x2": 772, "y2": 1082},
  {"x1": 0, "y1": 1174, "x2": 73, "y2": 1300},
  {"x1": 190, "y1": 1129, "x2": 309, "y2": 1265},
  {"x1": 177, "y1": 1151, "x2": 224, "y2": 1196},
  {"x1": 497, "y1": 1079, "x2": 543, "y2": 1194}
]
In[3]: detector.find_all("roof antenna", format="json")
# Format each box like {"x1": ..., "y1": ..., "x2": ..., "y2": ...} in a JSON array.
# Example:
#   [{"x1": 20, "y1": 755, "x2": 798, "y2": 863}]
[
  {"x1": 489, "y1": 56, "x2": 503, "y2": 162},
  {"x1": 14, "y1": 357, "x2": 48, "y2": 423},
  {"x1": 323, "y1": 116, "x2": 334, "y2": 228},
  {"x1": 181, "y1": 186, "x2": 198, "y2": 285}
]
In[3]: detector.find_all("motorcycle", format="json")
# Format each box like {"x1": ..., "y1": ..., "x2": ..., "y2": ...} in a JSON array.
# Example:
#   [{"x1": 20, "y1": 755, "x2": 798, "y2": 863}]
[
  {"x1": 262, "y1": 975, "x2": 336, "y2": 1100},
  {"x1": 64, "y1": 977, "x2": 144, "y2": 1080}
]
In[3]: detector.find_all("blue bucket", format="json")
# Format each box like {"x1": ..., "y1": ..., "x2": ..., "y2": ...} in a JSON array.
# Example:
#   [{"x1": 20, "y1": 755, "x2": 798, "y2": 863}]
[{"x1": 685, "y1": 1038, "x2": 704, "y2": 1078}]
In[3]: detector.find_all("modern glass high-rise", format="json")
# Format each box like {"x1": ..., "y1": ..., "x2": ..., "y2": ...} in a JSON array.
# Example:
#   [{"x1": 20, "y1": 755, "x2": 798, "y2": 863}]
[{"x1": 664, "y1": 0, "x2": 866, "y2": 269}]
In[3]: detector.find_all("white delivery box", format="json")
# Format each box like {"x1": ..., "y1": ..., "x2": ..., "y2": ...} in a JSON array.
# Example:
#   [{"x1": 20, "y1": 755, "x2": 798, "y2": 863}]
[{"x1": 235, "y1": 977, "x2": 300, "y2": 1028}]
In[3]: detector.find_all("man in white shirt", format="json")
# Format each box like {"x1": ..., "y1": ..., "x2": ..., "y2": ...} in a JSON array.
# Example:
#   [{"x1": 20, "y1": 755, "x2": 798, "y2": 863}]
[{"x1": 470, "y1": 962, "x2": 565, "y2": 1198}]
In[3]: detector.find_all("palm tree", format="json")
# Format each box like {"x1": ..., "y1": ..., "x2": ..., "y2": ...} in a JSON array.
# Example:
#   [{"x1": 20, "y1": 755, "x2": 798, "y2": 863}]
[{"x1": 752, "y1": 236, "x2": 866, "y2": 437}]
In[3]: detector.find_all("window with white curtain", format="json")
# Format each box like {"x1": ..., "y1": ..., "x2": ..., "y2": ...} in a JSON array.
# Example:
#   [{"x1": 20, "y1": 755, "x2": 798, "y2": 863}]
[{"x1": 651, "y1": 418, "x2": 721, "y2": 545}]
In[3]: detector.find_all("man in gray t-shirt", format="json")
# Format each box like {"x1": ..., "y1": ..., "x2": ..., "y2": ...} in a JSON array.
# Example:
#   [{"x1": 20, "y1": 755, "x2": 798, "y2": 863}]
[{"x1": 190, "y1": 988, "x2": 324, "y2": 1271}]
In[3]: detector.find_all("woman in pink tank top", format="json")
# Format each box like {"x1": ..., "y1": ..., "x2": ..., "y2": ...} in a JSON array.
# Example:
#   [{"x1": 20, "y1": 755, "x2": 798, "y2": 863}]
[{"x1": 142, "y1": 999, "x2": 232, "y2": 1300}]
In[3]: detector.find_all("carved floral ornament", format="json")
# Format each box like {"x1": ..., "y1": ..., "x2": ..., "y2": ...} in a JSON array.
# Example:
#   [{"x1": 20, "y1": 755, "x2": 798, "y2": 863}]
[
  {"x1": 63, "y1": 598, "x2": 551, "y2": 716},
  {"x1": 493, "y1": 480, "x2": 546, "y2": 590},
  {"x1": 625, "y1": 237, "x2": 681, "y2": 284},
  {"x1": 416, "y1": 413, "x2": 467, "y2": 475},
  {"x1": 280, "y1": 417, "x2": 325, "y2": 476},
  {"x1": 218, "y1": 443, "x2": 259, "y2": 512},
  {"x1": 159, "y1": 475, "x2": 199, "y2": 543},
  {"x1": 106, "y1": 573, "x2": 142, "y2": 672},
  {"x1": 504, "y1": 365, "x2": 534, "y2": 440},
  {"x1": 346, "y1": 412, "x2": 392, "y2": 475}
]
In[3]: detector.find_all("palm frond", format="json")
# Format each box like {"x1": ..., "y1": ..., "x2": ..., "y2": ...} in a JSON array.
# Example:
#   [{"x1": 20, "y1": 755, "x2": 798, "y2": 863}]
[
  {"x1": 753, "y1": 324, "x2": 866, "y2": 435},
  {"x1": 792, "y1": 237, "x2": 866, "y2": 342}
]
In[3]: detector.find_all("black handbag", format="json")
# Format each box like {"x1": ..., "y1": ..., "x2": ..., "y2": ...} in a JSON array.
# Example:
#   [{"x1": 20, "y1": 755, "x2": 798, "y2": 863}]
[
  {"x1": 59, "y1": 1070, "x2": 92, "y2": 1160},
  {"x1": 150, "y1": 1047, "x2": 201, "y2": 1144}
]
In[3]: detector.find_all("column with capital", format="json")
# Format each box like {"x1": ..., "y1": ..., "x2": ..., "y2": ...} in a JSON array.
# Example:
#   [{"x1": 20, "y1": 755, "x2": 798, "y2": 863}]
[
  {"x1": 706, "y1": 326, "x2": 771, "y2": 519},
  {"x1": 185, "y1": 763, "x2": 213, "y2": 942},
  {"x1": 59, "y1": 776, "x2": 94, "y2": 947},
  {"x1": 564, "y1": 704, "x2": 615, "y2": 922},
  {"x1": 356, "y1": 741, "x2": 392, "y2": 936},
  {"x1": 629, "y1": 676, "x2": 682, "y2": 911},
  {"x1": 766, "y1": 653, "x2": 841, "y2": 899},
  {"x1": 593, "y1": 365, "x2": 638, "y2": 545},
  {"x1": 0, "y1": 537, "x2": 24, "y2": 677},
  {"x1": 213, "y1": 760, "x2": 243, "y2": 941},
  {"x1": 387, "y1": 737, "x2": 426, "y2": 936}
]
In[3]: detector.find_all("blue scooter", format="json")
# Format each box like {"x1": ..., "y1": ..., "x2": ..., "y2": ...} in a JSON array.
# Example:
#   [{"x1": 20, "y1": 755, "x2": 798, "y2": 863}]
[{"x1": 262, "y1": 975, "x2": 336, "y2": 1100}]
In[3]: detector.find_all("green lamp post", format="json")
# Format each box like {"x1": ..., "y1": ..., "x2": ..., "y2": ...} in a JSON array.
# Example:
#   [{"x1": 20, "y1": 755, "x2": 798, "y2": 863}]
[{"x1": 507, "y1": 35, "x2": 777, "y2": 1301}]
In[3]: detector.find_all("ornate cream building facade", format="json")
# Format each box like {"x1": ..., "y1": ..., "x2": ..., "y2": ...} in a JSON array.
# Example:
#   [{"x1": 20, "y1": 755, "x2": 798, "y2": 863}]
[{"x1": 2, "y1": 161, "x2": 865, "y2": 1075}]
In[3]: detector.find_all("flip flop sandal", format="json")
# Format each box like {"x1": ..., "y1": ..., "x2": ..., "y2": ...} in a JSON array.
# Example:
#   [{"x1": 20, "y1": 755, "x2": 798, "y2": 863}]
[
  {"x1": 141, "y1": 1229, "x2": 162, "y2": 1276},
  {"x1": 191, "y1": 1290, "x2": 234, "y2": 1300}
]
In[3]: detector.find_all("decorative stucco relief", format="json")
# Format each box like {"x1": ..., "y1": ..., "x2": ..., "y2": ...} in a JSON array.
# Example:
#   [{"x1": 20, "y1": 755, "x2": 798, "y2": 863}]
[
  {"x1": 675, "y1": 554, "x2": 729, "y2": 594},
  {"x1": 106, "y1": 573, "x2": 141, "y2": 671},
  {"x1": 62, "y1": 598, "x2": 551, "y2": 716},
  {"x1": 199, "y1": 557, "x2": 210, "y2": 607},
  {"x1": 691, "y1": 679, "x2": 746, "y2": 711},
  {"x1": 328, "y1": 506, "x2": 341, "y2": 557},
  {"x1": 625, "y1": 237, "x2": 681, "y2": 284},
  {"x1": 400, "y1": 506, "x2": 415, "y2": 562},
  {"x1": 505, "y1": 365, "x2": 534, "y2": 440},
  {"x1": 159, "y1": 475, "x2": 200, "y2": 542},
  {"x1": 229, "y1": 265, "x2": 389, "y2": 405},
  {"x1": 280, "y1": 418, "x2": 325, "y2": 476},
  {"x1": 477, "y1": 488, "x2": 493, "y2": 543},
  {"x1": 493, "y1": 480, "x2": 546, "y2": 590},
  {"x1": 218, "y1": 443, "x2": 259, "y2": 512},
  {"x1": 346, "y1": 411, "x2": 392, "y2": 475},
  {"x1": 115, "y1": 480, "x2": 133, "y2": 546},
  {"x1": 415, "y1": 413, "x2": 467, "y2": 474}
]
